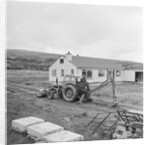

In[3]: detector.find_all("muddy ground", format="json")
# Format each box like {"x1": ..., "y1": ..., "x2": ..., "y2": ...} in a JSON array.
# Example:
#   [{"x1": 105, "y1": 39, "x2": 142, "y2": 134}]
[{"x1": 7, "y1": 70, "x2": 143, "y2": 144}]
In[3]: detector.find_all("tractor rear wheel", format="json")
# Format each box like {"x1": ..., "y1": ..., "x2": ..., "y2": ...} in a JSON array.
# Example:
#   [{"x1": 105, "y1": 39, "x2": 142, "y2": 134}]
[{"x1": 62, "y1": 85, "x2": 77, "y2": 102}]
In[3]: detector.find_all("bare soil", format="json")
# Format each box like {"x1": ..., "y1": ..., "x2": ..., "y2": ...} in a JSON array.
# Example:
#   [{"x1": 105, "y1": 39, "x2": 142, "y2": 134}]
[{"x1": 7, "y1": 70, "x2": 143, "y2": 144}]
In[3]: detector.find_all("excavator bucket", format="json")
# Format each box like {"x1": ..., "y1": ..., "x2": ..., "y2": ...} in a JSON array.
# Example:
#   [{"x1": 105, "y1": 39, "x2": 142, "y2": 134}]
[{"x1": 111, "y1": 96, "x2": 119, "y2": 107}]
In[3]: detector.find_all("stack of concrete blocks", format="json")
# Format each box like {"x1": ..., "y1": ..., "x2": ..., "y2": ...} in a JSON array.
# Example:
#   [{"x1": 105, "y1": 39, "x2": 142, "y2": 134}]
[
  {"x1": 12, "y1": 117, "x2": 44, "y2": 132},
  {"x1": 12, "y1": 116, "x2": 84, "y2": 143}
]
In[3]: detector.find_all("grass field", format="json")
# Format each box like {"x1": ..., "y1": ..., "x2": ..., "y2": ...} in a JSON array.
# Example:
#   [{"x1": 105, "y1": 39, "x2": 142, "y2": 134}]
[{"x1": 7, "y1": 70, "x2": 143, "y2": 144}]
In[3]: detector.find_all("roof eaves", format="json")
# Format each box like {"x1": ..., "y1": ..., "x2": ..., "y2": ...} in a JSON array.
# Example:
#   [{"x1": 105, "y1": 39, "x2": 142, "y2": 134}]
[{"x1": 76, "y1": 64, "x2": 122, "y2": 70}]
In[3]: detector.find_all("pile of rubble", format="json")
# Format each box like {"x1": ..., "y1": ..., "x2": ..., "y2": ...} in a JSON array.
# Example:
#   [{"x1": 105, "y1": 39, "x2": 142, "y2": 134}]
[
  {"x1": 112, "y1": 121, "x2": 143, "y2": 139},
  {"x1": 112, "y1": 109, "x2": 143, "y2": 139},
  {"x1": 86, "y1": 109, "x2": 143, "y2": 140}
]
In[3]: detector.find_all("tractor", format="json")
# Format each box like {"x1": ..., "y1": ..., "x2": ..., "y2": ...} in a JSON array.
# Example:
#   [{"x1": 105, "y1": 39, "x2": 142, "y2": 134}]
[
  {"x1": 37, "y1": 70, "x2": 118, "y2": 106},
  {"x1": 37, "y1": 75, "x2": 90, "y2": 102}
]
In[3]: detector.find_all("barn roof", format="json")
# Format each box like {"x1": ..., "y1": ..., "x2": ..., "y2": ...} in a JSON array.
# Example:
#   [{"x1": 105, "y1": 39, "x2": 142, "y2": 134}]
[
  {"x1": 122, "y1": 63, "x2": 143, "y2": 70},
  {"x1": 71, "y1": 56, "x2": 122, "y2": 70}
]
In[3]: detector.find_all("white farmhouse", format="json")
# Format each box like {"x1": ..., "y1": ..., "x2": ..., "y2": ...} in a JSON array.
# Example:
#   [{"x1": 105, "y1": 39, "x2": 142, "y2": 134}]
[{"x1": 49, "y1": 52, "x2": 123, "y2": 83}]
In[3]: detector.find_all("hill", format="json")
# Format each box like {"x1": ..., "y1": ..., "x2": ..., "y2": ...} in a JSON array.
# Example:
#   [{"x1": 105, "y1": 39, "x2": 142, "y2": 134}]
[
  {"x1": 7, "y1": 49, "x2": 60, "y2": 70},
  {"x1": 6, "y1": 49, "x2": 143, "y2": 71}
]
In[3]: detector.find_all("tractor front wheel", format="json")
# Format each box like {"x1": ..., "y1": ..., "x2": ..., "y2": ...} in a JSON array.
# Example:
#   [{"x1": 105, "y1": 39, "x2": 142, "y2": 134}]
[
  {"x1": 62, "y1": 85, "x2": 77, "y2": 102},
  {"x1": 47, "y1": 90, "x2": 55, "y2": 99}
]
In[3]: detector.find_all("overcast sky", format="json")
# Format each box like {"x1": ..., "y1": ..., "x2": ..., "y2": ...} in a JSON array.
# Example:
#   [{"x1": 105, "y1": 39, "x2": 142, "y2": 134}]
[{"x1": 7, "y1": 0, "x2": 143, "y2": 62}]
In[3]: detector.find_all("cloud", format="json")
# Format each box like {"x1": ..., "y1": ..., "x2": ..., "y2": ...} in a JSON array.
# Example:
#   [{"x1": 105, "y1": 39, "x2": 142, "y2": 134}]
[{"x1": 7, "y1": 1, "x2": 143, "y2": 62}]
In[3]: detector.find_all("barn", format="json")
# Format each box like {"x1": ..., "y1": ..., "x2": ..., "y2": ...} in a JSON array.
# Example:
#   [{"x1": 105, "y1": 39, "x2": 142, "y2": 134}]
[
  {"x1": 49, "y1": 52, "x2": 123, "y2": 83},
  {"x1": 122, "y1": 64, "x2": 143, "y2": 82}
]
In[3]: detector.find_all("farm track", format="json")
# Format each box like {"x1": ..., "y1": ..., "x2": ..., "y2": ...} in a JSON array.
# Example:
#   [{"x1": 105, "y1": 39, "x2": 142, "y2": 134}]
[{"x1": 7, "y1": 83, "x2": 39, "y2": 94}]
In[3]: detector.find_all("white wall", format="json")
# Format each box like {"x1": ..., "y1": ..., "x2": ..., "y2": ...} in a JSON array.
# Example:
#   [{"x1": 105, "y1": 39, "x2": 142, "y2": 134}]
[
  {"x1": 77, "y1": 69, "x2": 82, "y2": 76},
  {"x1": 77, "y1": 68, "x2": 123, "y2": 83},
  {"x1": 122, "y1": 70, "x2": 135, "y2": 82},
  {"x1": 92, "y1": 69, "x2": 107, "y2": 82},
  {"x1": 77, "y1": 68, "x2": 107, "y2": 83},
  {"x1": 49, "y1": 56, "x2": 77, "y2": 82}
]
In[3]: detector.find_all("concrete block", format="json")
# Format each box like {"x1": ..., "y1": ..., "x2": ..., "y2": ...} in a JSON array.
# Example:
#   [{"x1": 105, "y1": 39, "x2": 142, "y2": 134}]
[
  {"x1": 12, "y1": 116, "x2": 44, "y2": 132},
  {"x1": 27, "y1": 122, "x2": 64, "y2": 140},
  {"x1": 126, "y1": 109, "x2": 143, "y2": 115},
  {"x1": 43, "y1": 130, "x2": 84, "y2": 143}
]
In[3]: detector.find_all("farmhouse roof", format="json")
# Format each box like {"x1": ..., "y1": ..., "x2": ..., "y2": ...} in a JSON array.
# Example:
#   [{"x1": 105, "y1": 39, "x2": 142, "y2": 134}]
[{"x1": 71, "y1": 56, "x2": 122, "y2": 70}]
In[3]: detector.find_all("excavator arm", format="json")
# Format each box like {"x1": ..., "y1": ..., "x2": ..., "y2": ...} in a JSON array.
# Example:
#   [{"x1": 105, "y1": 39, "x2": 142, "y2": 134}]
[
  {"x1": 89, "y1": 80, "x2": 111, "y2": 94},
  {"x1": 88, "y1": 70, "x2": 118, "y2": 106}
]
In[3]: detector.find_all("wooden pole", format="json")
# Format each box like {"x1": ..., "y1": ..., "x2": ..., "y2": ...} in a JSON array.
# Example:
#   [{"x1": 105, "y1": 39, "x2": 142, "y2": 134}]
[{"x1": 112, "y1": 70, "x2": 115, "y2": 98}]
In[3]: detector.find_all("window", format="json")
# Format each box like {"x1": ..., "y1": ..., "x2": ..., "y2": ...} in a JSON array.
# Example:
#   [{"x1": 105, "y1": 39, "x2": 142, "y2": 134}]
[
  {"x1": 52, "y1": 70, "x2": 56, "y2": 76},
  {"x1": 71, "y1": 77, "x2": 75, "y2": 82},
  {"x1": 76, "y1": 77, "x2": 81, "y2": 82},
  {"x1": 61, "y1": 69, "x2": 64, "y2": 77},
  {"x1": 71, "y1": 69, "x2": 74, "y2": 75},
  {"x1": 116, "y1": 70, "x2": 121, "y2": 77},
  {"x1": 98, "y1": 70, "x2": 105, "y2": 77},
  {"x1": 60, "y1": 58, "x2": 64, "y2": 64},
  {"x1": 82, "y1": 69, "x2": 92, "y2": 79},
  {"x1": 87, "y1": 70, "x2": 92, "y2": 78},
  {"x1": 64, "y1": 77, "x2": 70, "y2": 82}
]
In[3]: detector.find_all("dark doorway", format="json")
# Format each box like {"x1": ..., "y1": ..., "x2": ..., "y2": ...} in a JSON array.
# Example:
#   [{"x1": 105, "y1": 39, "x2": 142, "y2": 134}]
[{"x1": 135, "y1": 72, "x2": 143, "y2": 82}]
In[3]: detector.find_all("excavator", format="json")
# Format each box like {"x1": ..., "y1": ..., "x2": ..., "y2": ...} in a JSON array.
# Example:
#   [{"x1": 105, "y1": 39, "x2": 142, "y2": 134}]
[{"x1": 36, "y1": 69, "x2": 118, "y2": 107}]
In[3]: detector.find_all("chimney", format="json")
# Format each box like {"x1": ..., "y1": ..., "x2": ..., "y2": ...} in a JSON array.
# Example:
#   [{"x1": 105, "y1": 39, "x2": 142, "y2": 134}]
[{"x1": 65, "y1": 51, "x2": 72, "y2": 61}]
